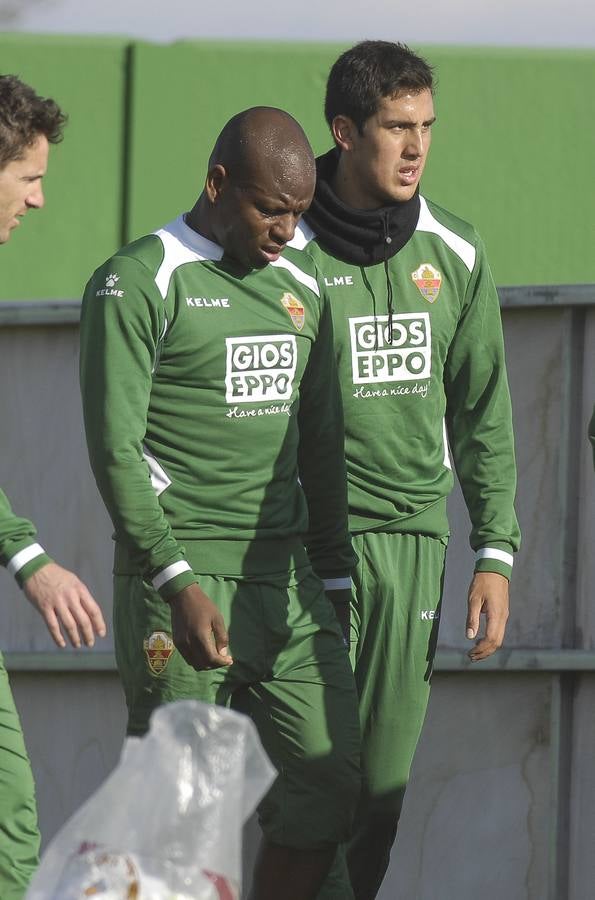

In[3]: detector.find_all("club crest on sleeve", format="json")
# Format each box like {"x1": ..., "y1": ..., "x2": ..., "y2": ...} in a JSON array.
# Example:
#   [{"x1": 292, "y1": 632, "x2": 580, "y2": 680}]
[
  {"x1": 143, "y1": 631, "x2": 174, "y2": 675},
  {"x1": 280, "y1": 293, "x2": 305, "y2": 331},
  {"x1": 411, "y1": 263, "x2": 442, "y2": 303}
]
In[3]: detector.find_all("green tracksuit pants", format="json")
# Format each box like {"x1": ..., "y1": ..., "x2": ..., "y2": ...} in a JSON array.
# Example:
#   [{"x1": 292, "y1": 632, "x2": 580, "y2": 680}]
[
  {"x1": 114, "y1": 568, "x2": 362, "y2": 851},
  {"x1": 0, "y1": 654, "x2": 40, "y2": 899},
  {"x1": 318, "y1": 531, "x2": 446, "y2": 900}
]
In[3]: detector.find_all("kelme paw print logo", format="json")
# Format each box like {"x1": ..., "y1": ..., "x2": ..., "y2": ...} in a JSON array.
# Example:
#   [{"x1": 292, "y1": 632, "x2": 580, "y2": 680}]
[{"x1": 105, "y1": 273, "x2": 119, "y2": 288}]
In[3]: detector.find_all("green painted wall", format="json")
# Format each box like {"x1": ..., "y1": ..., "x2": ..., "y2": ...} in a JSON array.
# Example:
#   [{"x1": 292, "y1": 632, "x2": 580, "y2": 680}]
[
  {"x1": 0, "y1": 34, "x2": 128, "y2": 300},
  {"x1": 1, "y1": 37, "x2": 593, "y2": 299},
  {"x1": 418, "y1": 48, "x2": 595, "y2": 285},
  {"x1": 125, "y1": 41, "x2": 345, "y2": 239},
  {"x1": 127, "y1": 42, "x2": 595, "y2": 287}
]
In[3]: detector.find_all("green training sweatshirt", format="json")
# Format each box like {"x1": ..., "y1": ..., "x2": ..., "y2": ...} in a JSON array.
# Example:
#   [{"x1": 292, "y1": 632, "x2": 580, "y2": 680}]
[
  {"x1": 80, "y1": 215, "x2": 355, "y2": 600},
  {"x1": 291, "y1": 181, "x2": 520, "y2": 581}
]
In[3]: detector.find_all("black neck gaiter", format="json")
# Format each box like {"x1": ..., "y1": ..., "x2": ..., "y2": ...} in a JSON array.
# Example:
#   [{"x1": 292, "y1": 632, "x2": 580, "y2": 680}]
[{"x1": 303, "y1": 147, "x2": 420, "y2": 266}]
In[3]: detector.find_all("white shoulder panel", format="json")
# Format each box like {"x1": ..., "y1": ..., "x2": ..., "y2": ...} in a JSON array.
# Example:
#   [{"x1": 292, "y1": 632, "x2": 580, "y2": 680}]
[
  {"x1": 416, "y1": 197, "x2": 476, "y2": 273},
  {"x1": 288, "y1": 220, "x2": 317, "y2": 250},
  {"x1": 271, "y1": 254, "x2": 320, "y2": 297},
  {"x1": 153, "y1": 215, "x2": 223, "y2": 300}
]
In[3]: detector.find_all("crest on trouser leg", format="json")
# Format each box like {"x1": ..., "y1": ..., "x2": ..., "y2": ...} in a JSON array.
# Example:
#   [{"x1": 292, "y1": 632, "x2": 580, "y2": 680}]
[{"x1": 143, "y1": 631, "x2": 174, "y2": 675}]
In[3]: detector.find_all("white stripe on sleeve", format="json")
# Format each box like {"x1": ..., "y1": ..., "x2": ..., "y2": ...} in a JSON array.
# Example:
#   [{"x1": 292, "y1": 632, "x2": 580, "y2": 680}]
[
  {"x1": 152, "y1": 560, "x2": 193, "y2": 591},
  {"x1": 7, "y1": 543, "x2": 46, "y2": 576},
  {"x1": 322, "y1": 577, "x2": 352, "y2": 591},
  {"x1": 476, "y1": 548, "x2": 514, "y2": 568}
]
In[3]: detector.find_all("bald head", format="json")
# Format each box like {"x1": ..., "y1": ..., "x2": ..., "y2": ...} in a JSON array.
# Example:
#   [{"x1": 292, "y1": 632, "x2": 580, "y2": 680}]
[
  {"x1": 209, "y1": 106, "x2": 315, "y2": 188},
  {"x1": 188, "y1": 107, "x2": 316, "y2": 270}
]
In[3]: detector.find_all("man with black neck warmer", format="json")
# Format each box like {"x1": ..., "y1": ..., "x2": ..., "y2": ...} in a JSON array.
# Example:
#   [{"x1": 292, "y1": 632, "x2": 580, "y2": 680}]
[{"x1": 290, "y1": 41, "x2": 520, "y2": 900}]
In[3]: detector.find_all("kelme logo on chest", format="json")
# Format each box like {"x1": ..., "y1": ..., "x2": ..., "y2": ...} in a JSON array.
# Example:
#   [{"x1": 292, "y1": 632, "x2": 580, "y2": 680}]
[
  {"x1": 225, "y1": 334, "x2": 297, "y2": 403},
  {"x1": 411, "y1": 263, "x2": 442, "y2": 303},
  {"x1": 323, "y1": 274, "x2": 354, "y2": 287},
  {"x1": 280, "y1": 293, "x2": 305, "y2": 330}
]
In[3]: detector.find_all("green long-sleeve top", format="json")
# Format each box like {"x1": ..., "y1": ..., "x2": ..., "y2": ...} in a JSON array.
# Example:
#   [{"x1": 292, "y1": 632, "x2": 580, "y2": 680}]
[
  {"x1": 0, "y1": 487, "x2": 51, "y2": 585},
  {"x1": 291, "y1": 190, "x2": 520, "y2": 580},
  {"x1": 80, "y1": 215, "x2": 356, "y2": 600}
]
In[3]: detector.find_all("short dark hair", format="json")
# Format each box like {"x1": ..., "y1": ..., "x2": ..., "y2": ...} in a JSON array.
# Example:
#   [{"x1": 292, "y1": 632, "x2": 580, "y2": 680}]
[
  {"x1": 0, "y1": 74, "x2": 66, "y2": 168},
  {"x1": 325, "y1": 41, "x2": 434, "y2": 133}
]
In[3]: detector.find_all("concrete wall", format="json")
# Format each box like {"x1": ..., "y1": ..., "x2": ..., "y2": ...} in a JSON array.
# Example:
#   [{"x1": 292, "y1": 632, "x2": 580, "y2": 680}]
[{"x1": 1, "y1": 285, "x2": 593, "y2": 897}]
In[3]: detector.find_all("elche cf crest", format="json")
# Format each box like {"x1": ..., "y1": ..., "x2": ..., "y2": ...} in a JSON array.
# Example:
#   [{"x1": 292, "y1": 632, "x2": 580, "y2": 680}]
[
  {"x1": 280, "y1": 293, "x2": 305, "y2": 330},
  {"x1": 143, "y1": 630, "x2": 174, "y2": 675},
  {"x1": 411, "y1": 263, "x2": 442, "y2": 303}
]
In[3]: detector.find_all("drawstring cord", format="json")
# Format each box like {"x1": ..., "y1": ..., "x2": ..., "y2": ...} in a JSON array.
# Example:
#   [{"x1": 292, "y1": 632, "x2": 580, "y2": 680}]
[
  {"x1": 361, "y1": 267, "x2": 380, "y2": 350},
  {"x1": 383, "y1": 212, "x2": 394, "y2": 343}
]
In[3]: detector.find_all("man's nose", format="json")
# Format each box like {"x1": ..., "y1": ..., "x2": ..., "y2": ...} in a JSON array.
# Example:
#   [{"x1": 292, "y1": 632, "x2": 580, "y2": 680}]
[
  {"x1": 26, "y1": 184, "x2": 45, "y2": 210},
  {"x1": 403, "y1": 130, "x2": 423, "y2": 159},
  {"x1": 271, "y1": 213, "x2": 296, "y2": 244}
]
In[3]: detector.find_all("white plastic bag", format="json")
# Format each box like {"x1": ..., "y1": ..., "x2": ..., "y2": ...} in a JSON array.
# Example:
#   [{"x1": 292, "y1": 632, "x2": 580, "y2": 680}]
[{"x1": 26, "y1": 700, "x2": 276, "y2": 899}]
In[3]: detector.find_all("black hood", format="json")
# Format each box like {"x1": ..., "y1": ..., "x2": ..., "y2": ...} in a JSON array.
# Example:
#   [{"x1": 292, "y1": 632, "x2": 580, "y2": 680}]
[{"x1": 303, "y1": 148, "x2": 420, "y2": 266}]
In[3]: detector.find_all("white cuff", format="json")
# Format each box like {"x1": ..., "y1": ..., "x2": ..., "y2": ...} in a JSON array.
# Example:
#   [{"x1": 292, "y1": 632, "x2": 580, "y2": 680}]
[
  {"x1": 152, "y1": 560, "x2": 192, "y2": 591},
  {"x1": 322, "y1": 576, "x2": 352, "y2": 591},
  {"x1": 476, "y1": 548, "x2": 514, "y2": 568},
  {"x1": 7, "y1": 543, "x2": 45, "y2": 576}
]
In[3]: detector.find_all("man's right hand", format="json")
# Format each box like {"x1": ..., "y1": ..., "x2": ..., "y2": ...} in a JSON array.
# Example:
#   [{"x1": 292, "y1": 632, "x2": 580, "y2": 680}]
[
  {"x1": 168, "y1": 583, "x2": 233, "y2": 671},
  {"x1": 23, "y1": 562, "x2": 107, "y2": 649}
]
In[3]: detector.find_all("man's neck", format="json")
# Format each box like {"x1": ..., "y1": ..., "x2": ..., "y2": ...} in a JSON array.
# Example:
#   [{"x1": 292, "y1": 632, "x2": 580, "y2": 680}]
[
  {"x1": 330, "y1": 153, "x2": 378, "y2": 211},
  {"x1": 185, "y1": 196, "x2": 217, "y2": 243}
]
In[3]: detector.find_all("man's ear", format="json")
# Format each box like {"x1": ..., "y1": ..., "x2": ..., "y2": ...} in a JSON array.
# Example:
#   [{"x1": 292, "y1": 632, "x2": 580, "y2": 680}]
[
  {"x1": 205, "y1": 164, "x2": 227, "y2": 204},
  {"x1": 331, "y1": 115, "x2": 359, "y2": 152}
]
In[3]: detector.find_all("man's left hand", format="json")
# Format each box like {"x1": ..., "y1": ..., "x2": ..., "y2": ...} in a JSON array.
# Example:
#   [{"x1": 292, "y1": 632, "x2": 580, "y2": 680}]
[{"x1": 465, "y1": 571, "x2": 509, "y2": 661}]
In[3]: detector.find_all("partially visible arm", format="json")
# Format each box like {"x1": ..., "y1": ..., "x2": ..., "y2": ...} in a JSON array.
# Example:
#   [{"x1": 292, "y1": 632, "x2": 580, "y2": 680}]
[
  {"x1": 589, "y1": 407, "x2": 595, "y2": 469},
  {"x1": 0, "y1": 488, "x2": 106, "y2": 647},
  {"x1": 444, "y1": 239, "x2": 520, "y2": 659},
  {"x1": 0, "y1": 486, "x2": 51, "y2": 584},
  {"x1": 297, "y1": 290, "x2": 356, "y2": 642}
]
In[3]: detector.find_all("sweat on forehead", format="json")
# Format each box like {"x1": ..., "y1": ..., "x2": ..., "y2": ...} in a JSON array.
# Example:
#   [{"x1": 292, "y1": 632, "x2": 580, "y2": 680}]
[{"x1": 209, "y1": 107, "x2": 315, "y2": 181}]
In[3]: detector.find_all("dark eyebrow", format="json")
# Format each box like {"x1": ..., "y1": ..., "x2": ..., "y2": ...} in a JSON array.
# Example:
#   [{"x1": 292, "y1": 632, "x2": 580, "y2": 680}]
[
  {"x1": 239, "y1": 184, "x2": 288, "y2": 205},
  {"x1": 385, "y1": 116, "x2": 437, "y2": 128}
]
